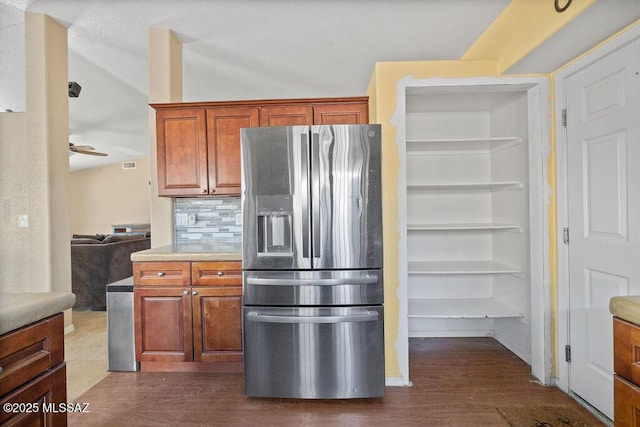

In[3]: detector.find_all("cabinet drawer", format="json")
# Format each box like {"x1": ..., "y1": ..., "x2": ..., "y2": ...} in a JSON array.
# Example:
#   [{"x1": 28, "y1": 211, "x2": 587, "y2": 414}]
[
  {"x1": 133, "y1": 262, "x2": 191, "y2": 286},
  {"x1": 615, "y1": 375, "x2": 640, "y2": 426},
  {"x1": 192, "y1": 261, "x2": 242, "y2": 286},
  {"x1": 614, "y1": 317, "x2": 640, "y2": 384},
  {"x1": 0, "y1": 313, "x2": 64, "y2": 396},
  {"x1": 0, "y1": 363, "x2": 67, "y2": 426}
]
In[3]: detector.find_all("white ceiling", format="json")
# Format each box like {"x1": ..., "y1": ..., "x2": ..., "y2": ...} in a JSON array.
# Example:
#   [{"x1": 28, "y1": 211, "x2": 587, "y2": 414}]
[{"x1": 1, "y1": 0, "x2": 639, "y2": 171}]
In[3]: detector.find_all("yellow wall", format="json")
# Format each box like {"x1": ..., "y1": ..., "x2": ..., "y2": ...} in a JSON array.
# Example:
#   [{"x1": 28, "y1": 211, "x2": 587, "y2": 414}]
[
  {"x1": 463, "y1": 0, "x2": 597, "y2": 74},
  {"x1": 367, "y1": 60, "x2": 500, "y2": 379},
  {"x1": 69, "y1": 158, "x2": 151, "y2": 236}
]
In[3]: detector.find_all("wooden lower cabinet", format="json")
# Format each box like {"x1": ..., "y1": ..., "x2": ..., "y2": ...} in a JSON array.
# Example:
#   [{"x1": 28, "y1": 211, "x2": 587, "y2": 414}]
[
  {"x1": 614, "y1": 317, "x2": 640, "y2": 426},
  {"x1": 0, "y1": 313, "x2": 67, "y2": 426},
  {"x1": 615, "y1": 375, "x2": 640, "y2": 426},
  {"x1": 134, "y1": 287, "x2": 193, "y2": 362},
  {"x1": 133, "y1": 261, "x2": 243, "y2": 371},
  {"x1": 0, "y1": 364, "x2": 67, "y2": 427},
  {"x1": 192, "y1": 287, "x2": 243, "y2": 362}
]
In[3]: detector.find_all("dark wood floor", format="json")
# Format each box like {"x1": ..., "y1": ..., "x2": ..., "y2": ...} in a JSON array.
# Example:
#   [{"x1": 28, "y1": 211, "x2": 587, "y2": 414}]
[{"x1": 68, "y1": 338, "x2": 605, "y2": 426}]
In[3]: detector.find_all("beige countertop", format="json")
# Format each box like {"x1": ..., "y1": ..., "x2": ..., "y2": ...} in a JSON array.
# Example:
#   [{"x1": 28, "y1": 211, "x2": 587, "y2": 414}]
[
  {"x1": 131, "y1": 242, "x2": 242, "y2": 262},
  {"x1": 0, "y1": 292, "x2": 76, "y2": 335},
  {"x1": 610, "y1": 296, "x2": 640, "y2": 325}
]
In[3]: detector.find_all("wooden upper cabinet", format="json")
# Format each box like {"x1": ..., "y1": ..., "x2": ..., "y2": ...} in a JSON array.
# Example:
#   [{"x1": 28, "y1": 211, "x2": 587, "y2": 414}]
[
  {"x1": 313, "y1": 102, "x2": 368, "y2": 125},
  {"x1": 153, "y1": 97, "x2": 368, "y2": 197},
  {"x1": 259, "y1": 105, "x2": 313, "y2": 127},
  {"x1": 156, "y1": 109, "x2": 208, "y2": 196},
  {"x1": 206, "y1": 107, "x2": 259, "y2": 195}
]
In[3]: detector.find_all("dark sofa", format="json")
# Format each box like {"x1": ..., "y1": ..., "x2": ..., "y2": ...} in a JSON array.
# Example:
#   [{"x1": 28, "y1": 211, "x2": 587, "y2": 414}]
[{"x1": 71, "y1": 234, "x2": 150, "y2": 310}]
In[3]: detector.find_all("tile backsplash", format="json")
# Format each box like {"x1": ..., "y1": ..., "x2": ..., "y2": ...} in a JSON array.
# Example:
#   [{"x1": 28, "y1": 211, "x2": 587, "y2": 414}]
[{"x1": 174, "y1": 197, "x2": 242, "y2": 244}]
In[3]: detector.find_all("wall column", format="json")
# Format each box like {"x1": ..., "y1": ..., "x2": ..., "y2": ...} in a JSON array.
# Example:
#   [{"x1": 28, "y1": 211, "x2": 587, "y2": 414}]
[
  {"x1": 24, "y1": 12, "x2": 71, "y2": 294},
  {"x1": 148, "y1": 27, "x2": 182, "y2": 247}
]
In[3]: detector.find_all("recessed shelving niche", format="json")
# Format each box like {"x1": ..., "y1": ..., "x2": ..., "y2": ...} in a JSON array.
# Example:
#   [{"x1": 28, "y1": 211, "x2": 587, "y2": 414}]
[{"x1": 404, "y1": 84, "x2": 532, "y2": 350}]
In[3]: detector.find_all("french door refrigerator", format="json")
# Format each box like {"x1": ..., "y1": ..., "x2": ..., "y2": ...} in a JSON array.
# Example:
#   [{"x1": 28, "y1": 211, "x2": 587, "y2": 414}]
[{"x1": 241, "y1": 124, "x2": 384, "y2": 399}]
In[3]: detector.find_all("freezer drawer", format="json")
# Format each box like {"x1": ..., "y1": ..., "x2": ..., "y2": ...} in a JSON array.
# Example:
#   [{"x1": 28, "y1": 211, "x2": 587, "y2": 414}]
[
  {"x1": 243, "y1": 269, "x2": 383, "y2": 306},
  {"x1": 243, "y1": 305, "x2": 385, "y2": 399}
]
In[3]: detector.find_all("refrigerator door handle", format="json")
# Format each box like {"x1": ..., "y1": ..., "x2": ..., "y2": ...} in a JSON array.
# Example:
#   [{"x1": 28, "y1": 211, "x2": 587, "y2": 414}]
[
  {"x1": 245, "y1": 311, "x2": 379, "y2": 324},
  {"x1": 301, "y1": 132, "x2": 310, "y2": 260},
  {"x1": 311, "y1": 131, "x2": 321, "y2": 257},
  {"x1": 246, "y1": 276, "x2": 379, "y2": 286}
]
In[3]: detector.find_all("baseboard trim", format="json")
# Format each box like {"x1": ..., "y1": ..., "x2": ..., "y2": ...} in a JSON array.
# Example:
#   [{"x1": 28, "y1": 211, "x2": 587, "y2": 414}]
[{"x1": 385, "y1": 376, "x2": 412, "y2": 387}]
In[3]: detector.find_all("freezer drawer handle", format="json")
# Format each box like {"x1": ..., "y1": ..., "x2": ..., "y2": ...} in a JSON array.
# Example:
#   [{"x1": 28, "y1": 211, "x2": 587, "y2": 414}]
[
  {"x1": 246, "y1": 276, "x2": 378, "y2": 286},
  {"x1": 245, "y1": 311, "x2": 379, "y2": 324}
]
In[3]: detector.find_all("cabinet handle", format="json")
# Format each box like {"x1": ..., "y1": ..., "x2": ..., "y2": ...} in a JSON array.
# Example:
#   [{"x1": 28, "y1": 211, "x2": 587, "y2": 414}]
[
  {"x1": 217, "y1": 271, "x2": 224, "y2": 276},
  {"x1": 201, "y1": 188, "x2": 207, "y2": 194},
  {"x1": 157, "y1": 272, "x2": 165, "y2": 277},
  {"x1": 210, "y1": 189, "x2": 216, "y2": 193},
  {"x1": 192, "y1": 291, "x2": 198, "y2": 296},
  {"x1": 183, "y1": 290, "x2": 189, "y2": 295}
]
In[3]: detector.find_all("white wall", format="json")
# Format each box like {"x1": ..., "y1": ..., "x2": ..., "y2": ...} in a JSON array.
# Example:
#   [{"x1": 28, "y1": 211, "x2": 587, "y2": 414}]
[
  {"x1": 0, "y1": 112, "x2": 29, "y2": 292},
  {"x1": 69, "y1": 158, "x2": 151, "y2": 235}
]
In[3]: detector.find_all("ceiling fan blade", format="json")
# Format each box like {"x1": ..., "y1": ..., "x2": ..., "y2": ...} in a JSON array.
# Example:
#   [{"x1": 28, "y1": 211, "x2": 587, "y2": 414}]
[
  {"x1": 70, "y1": 144, "x2": 95, "y2": 151},
  {"x1": 74, "y1": 149, "x2": 108, "y2": 157},
  {"x1": 69, "y1": 142, "x2": 108, "y2": 157}
]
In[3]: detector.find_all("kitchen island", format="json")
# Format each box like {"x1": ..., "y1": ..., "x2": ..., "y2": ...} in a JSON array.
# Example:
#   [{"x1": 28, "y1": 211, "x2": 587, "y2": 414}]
[
  {"x1": 131, "y1": 243, "x2": 242, "y2": 372},
  {"x1": 0, "y1": 291, "x2": 75, "y2": 426}
]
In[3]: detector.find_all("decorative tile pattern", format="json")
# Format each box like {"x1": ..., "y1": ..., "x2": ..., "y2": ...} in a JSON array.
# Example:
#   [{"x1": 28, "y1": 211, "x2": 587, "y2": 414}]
[{"x1": 174, "y1": 197, "x2": 242, "y2": 244}]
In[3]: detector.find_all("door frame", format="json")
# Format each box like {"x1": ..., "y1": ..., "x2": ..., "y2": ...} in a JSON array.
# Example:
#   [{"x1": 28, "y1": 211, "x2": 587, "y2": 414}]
[{"x1": 554, "y1": 21, "x2": 640, "y2": 394}]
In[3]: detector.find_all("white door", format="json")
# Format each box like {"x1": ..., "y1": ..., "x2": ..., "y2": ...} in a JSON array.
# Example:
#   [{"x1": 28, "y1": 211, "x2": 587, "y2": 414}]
[{"x1": 566, "y1": 38, "x2": 640, "y2": 419}]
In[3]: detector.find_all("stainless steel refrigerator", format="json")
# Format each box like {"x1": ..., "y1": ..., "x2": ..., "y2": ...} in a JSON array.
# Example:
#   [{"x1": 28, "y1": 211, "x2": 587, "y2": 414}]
[{"x1": 241, "y1": 124, "x2": 384, "y2": 399}]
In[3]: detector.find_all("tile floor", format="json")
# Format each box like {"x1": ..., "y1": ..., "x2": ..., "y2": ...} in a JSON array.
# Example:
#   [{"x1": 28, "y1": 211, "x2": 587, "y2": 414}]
[{"x1": 65, "y1": 309, "x2": 110, "y2": 402}]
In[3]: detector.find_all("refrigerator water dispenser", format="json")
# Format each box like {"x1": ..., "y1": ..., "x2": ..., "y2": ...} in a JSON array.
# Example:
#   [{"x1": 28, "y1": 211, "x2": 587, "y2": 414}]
[{"x1": 256, "y1": 195, "x2": 293, "y2": 256}]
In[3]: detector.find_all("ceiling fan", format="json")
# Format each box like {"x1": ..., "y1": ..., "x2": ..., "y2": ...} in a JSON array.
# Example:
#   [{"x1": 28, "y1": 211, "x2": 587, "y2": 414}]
[{"x1": 69, "y1": 142, "x2": 108, "y2": 157}]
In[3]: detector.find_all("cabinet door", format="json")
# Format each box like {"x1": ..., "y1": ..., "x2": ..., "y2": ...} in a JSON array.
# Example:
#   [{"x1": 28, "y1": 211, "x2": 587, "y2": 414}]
[
  {"x1": 206, "y1": 107, "x2": 259, "y2": 195},
  {"x1": 313, "y1": 102, "x2": 368, "y2": 125},
  {"x1": 156, "y1": 109, "x2": 208, "y2": 196},
  {"x1": 134, "y1": 287, "x2": 193, "y2": 362},
  {"x1": 259, "y1": 105, "x2": 313, "y2": 127},
  {"x1": 0, "y1": 363, "x2": 67, "y2": 427},
  {"x1": 192, "y1": 287, "x2": 243, "y2": 362}
]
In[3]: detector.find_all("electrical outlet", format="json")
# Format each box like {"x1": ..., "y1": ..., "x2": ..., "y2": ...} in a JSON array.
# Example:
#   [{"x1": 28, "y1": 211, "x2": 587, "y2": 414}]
[
  {"x1": 235, "y1": 213, "x2": 242, "y2": 226},
  {"x1": 18, "y1": 215, "x2": 28, "y2": 228},
  {"x1": 188, "y1": 213, "x2": 197, "y2": 226}
]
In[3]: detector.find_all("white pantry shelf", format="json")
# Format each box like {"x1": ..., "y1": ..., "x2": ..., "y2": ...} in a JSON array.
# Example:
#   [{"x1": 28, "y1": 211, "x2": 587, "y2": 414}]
[
  {"x1": 408, "y1": 298, "x2": 524, "y2": 319},
  {"x1": 408, "y1": 260, "x2": 522, "y2": 275},
  {"x1": 407, "y1": 181, "x2": 523, "y2": 192},
  {"x1": 406, "y1": 136, "x2": 521, "y2": 154},
  {"x1": 407, "y1": 223, "x2": 522, "y2": 232}
]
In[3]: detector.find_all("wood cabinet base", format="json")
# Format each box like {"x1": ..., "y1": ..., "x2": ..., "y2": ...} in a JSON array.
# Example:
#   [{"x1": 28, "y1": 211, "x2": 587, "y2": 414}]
[
  {"x1": 615, "y1": 375, "x2": 640, "y2": 426},
  {"x1": 140, "y1": 361, "x2": 242, "y2": 373},
  {"x1": 0, "y1": 362, "x2": 67, "y2": 426}
]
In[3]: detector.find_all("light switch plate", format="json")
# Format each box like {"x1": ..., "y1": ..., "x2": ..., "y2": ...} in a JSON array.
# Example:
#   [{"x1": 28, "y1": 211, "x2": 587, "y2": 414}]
[
  {"x1": 176, "y1": 213, "x2": 189, "y2": 226},
  {"x1": 18, "y1": 215, "x2": 28, "y2": 228}
]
